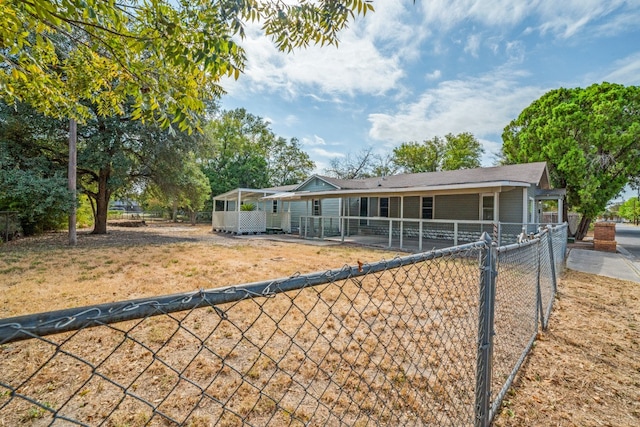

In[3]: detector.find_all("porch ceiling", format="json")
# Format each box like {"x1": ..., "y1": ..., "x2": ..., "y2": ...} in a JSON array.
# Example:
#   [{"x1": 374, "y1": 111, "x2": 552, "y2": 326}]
[
  {"x1": 280, "y1": 181, "x2": 532, "y2": 200},
  {"x1": 213, "y1": 188, "x2": 282, "y2": 202},
  {"x1": 535, "y1": 188, "x2": 566, "y2": 199}
]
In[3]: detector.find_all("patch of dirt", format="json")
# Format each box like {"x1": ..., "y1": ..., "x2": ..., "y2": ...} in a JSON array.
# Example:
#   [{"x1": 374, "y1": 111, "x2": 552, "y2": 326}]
[{"x1": 494, "y1": 270, "x2": 640, "y2": 426}]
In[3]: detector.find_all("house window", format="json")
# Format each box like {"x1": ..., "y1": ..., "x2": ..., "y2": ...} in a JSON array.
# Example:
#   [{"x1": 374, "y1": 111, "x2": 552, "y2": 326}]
[
  {"x1": 481, "y1": 195, "x2": 494, "y2": 220},
  {"x1": 360, "y1": 197, "x2": 368, "y2": 225},
  {"x1": 379, "y1": 197, "x2": 389, "y2": 218},
  {"x1": 272, "y1": 200, "x2": 278, "y2": 213},
  {"x1": 422, "y1": 196, "x2": 433, "y2": 219},
  {"x1": 313, "y1": 199, "x2": 321, "y2": 216},
  {"x1": 528, "y1": 198, "x2": 535, "y2": 223}
]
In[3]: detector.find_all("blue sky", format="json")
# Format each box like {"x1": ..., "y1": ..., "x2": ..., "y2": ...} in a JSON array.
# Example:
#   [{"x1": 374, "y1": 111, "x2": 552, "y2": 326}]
[{"x1": 219, "y1": 0, "x2": 640, "y2": 198}]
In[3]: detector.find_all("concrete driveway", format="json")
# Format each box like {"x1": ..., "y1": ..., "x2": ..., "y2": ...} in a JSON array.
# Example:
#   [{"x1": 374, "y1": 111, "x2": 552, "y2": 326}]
[{"x1": 566, "y1": 223, "x2": 640, "y2": 283}]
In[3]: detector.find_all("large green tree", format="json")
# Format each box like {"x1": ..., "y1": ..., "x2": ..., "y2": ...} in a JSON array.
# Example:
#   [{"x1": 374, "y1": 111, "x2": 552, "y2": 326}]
[
  {"x1": 0, "y1": 103, "x2": 71, "y2": 235},
  {"x1": 2, "y1": 0, "x2": 372, "y2": 242},
  {"x1": 618, "y1": 197, "x2": 640, "y2": 225},
  {"x1": 202, "y1": 108, "x2": 314, "y2": 196},
  {"x1": 392, "y1": 132, "x2": 484, "y2": 173},
  {"x1": 502, "y1": 82, "x2": 640, "y2": 239},
  {"x1": 0, "y1": 101, "x2": 210, "y2": 234},
  {"x1": 1, "y1": 0, "x2": 374, "y2": 129},
  {"x1": 76, "y1": 105, "x2": 208, "y2": 233},
  {"x1": 147, "y1": 154, "x2": 211, "y2": 224}
]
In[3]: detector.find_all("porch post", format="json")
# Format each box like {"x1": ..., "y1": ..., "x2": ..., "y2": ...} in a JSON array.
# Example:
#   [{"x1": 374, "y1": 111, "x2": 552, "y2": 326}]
[
  {"x1": 388, "y1": 219, "x2": 393, "y2": 248},
  {"x1": 522, "y1": 188, "x2": 528, "y2": 225},
  {"x1": 212, "y1": 197, "x2": 216, "y2": 232},
  {"x1": 454, "y1": 221, "x2": 459, "y2": 246},
  {"x1": 557, "y1": 198, "x2": 563, "y2": 223},
  {"x1": 237, "y1": 190, "x2": 242, "y2": 234},
  {"x1": 341, "y1": 197, "x2": 345, "y2": 242},
  {"x1": 494, "y1": 191, "x2": 500, "y2": 242},
  {"x1": 399, "y1": 196, "x2": 404, "y2": 250},
  {"x1": 346, "y1": 198, "x2": 350, "y2": 237}
]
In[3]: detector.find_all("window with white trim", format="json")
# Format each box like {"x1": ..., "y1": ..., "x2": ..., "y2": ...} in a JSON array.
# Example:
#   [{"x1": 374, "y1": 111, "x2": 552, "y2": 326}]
[
  {"x1": 422, "y1": 196, "x2": 433, "y2": 219},
  {"x1": 360, "y1": 197, "x2": 368, "y2": 225},
  {"x1": 379, "y1": 197, "x2": 389, "y2": 218},
  {"x1": 312, "y1": 199, "x2": 321, "y2": 216},
  {"x1": 481, "y1": 194, "x2": 494, "y2": 220},
  {"x1": 528, "y1": 197, "x2": 535, "y2": 223}
]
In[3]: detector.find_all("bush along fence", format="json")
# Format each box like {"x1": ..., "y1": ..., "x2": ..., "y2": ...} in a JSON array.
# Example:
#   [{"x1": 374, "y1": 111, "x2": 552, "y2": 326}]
[{"x1": 0, "y1": 224, "x2": 568, "y2": 426}]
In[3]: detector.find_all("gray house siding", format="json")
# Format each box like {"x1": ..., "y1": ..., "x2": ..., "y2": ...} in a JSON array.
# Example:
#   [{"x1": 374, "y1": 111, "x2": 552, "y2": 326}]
[
  {"x1": 390, "y1": 197, "x2": 401, "y2": 218},
  {"x1": 434, "y1": 194, "x2": 479, "y2": 220},
  {"x1": 403, "y1": 196, "x2": 421, "y2": 219},
  {"x1": 321, "y1": 198, "x2": 340, "y2": 217},
  {"x1": 298, "y1": 177, "x2": 337, "y2": 192},
  {"x1": 289, "y1": 178, "x2": 341, "y2": 232},
  {"x1": 499, "y1": 188, "x2": 524, "y2": 223},
  {"x1": 289, "y1": 200, "x2": 308, "y2": 232}
]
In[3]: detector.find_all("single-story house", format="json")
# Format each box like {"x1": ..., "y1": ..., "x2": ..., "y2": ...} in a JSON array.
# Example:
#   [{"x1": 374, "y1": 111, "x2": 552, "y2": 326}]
[{"x1": 212, "y1": 162, "x2": 566, "y2": 251}]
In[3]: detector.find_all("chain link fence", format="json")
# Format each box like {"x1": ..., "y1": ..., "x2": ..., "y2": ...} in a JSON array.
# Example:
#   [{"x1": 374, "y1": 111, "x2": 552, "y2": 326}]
[{"x1": 0, "y1": 224, "x2": 567, "y2": 426}]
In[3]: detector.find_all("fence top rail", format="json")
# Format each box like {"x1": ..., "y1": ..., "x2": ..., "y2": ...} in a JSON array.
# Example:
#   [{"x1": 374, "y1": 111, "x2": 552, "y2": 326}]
[
  {"x1": 499, "y1": 222, "x2": 564, "y2": 226},
  {"x1": 495, "y1": 235, "x2": 543, "y2": 254},
  {"x1": 0, "y1": 239, "x2": 487, "y2": 345}
]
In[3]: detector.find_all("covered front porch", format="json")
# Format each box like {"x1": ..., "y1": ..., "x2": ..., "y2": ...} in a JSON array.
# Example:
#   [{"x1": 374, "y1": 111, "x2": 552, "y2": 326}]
[
  {"x1": 289, "y1": 187, "x2": 566, "y2": 251},
  {"x1": 212, "y1": 188, "x2": 293, "y2": 234},
  {"x1": 298, "y1": 215, "x2": 565, "y2": 251}
]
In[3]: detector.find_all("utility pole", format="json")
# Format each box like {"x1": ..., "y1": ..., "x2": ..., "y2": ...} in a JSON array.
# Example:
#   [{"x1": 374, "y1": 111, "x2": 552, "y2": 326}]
[{"x1": 68, "y1": 118, "x2": 77, "y2": 246}]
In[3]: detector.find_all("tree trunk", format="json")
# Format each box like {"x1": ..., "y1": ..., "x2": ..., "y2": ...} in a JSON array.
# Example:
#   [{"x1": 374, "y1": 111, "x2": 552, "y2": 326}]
[
  {"x1": 68, "y1": 119, "x2": 77, "y2": 245},
  {"x1": 575, "y1": 216, "x2": 592, "y2": 241},
  {"x1": 92, "y1": 167, "x2": 111, "y2": 234},
  {"x1": 190, "y1": 210, "x2": 197, "y2": 225},
  {"x1": 172, "y1": 200, "x2": 178, "y2": 222}
]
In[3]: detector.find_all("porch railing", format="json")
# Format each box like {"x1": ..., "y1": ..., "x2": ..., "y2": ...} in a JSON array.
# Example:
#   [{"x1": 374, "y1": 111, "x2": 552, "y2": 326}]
[
  {"x1": 266, "y1": 212, "x2": 291, "y2": 233},
  {"x1": 212, "y1": 211, "x2": 267, "y2": 234},
  {"x1": 299, "y1": 216, "x2": 563, "y2": 251}
]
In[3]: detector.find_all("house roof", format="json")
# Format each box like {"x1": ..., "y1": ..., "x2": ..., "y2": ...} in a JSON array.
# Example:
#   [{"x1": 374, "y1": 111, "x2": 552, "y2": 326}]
[
  {"x1": 215, "y1": 163, "x2": 553, "y2": 202},
  {"x1": 306, "y1": 162, "x2": 550, "y2": 191}
]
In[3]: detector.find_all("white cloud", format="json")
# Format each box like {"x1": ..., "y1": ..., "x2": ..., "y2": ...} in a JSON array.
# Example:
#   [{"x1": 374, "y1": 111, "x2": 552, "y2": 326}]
[
  {"x1": 478, "y1": 138, "x2": 504, "y2": 165},
  {"x1": 601, "y1": 53, "x2": 640, "y2": 85},
  {"x1": 221, "y1": 2, "x2": 423, "y2": 100},
  {"x1": 302, "y1": 135, "x2": 327, "y2": 146},
  {"x1": 425, "y1": 69, "x2": 442, "y2": 80},
  {"x1": 283, "y1": 115, "x2": 299, "y2": 127},
  {"x1": 367, "y1": 67, "x2": 547, "y2": 161},
  {"x1": 505, "y1": 41, "x2": 526, "y2": 63},
  {"x1": 419, "y1": 0, "x2": 639, "y2": 41},
  {"x1": 420, "y1": 0, "x2": 533, "y2": 30},
  {"x1": 535, "y1": 0, "x2": 631, "y2": 39},
  {"x1": 464, "y1": 34, "x2": 482, "y2": 58},
  {"x1": 309, "y1": 147, "x2": 346, "y2": 159}
]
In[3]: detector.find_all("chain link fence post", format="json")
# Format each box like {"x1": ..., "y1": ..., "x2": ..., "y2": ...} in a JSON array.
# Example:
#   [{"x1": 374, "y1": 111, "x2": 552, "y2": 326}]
[
  {"x1": 536, "y1": 234, "x2": 545, "y2": 330},
  {"x1": 475, "y1": 232, "x2": 497, "y2": 427},
  {"x1": 547, "y1": 225, "x2": 558, "y2": 292}
]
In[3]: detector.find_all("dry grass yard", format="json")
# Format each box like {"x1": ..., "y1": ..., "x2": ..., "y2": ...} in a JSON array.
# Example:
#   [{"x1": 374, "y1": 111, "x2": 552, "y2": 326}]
[
  {"x1": 494, "y1": 270, "x2": 640, "y2": 427},
  {"x1": 0, "y1": 224, "x2": 400, "y2": 319},
  {"x1": 1, "y1": 223, "x2": 638, "y2": 426}
]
